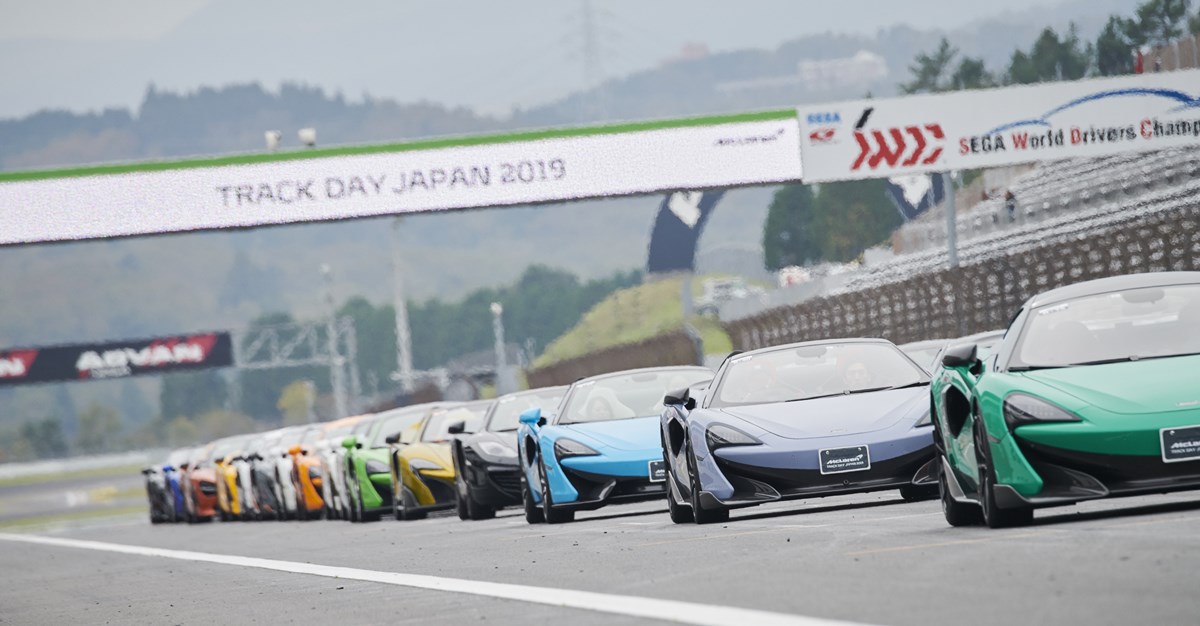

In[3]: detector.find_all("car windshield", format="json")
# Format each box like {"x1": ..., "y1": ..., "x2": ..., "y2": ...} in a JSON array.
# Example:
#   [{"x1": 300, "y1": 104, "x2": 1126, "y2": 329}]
[
  {"x1": 487, "y1": 389, "x2": 566, "y2": 432},
  {"x1": 560, "y1": 368, "x2": 712, "y2": 424},
  {"x1": 712, "y1": 342, "x2": 928, "y2": 408},
  {"x1": 370, "y1": 408, "x2": 429, "y2": 448},
  {"x1": 422, "y1": 404, "x2": 489, "y2": 442},
  {"x1": 1013, "y1": 284, "x2": 1200, "y2": 368},
  {"x1": 902, "y1": 344, "x2": 946, "y2": 371}
]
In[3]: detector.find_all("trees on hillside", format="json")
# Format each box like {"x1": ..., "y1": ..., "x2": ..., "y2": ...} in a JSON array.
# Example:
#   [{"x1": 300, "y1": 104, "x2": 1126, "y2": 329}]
[
  {"x1": 905, "y1": 0, "x2": 1200, "y2": 87},
  {"x1": 763, "y1": 180, "x2": 900, "y2": 271}
]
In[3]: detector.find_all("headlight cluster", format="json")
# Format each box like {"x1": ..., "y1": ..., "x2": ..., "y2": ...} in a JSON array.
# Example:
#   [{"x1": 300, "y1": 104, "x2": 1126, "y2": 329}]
[
  {"x1": 554, "y1": 438, "x2": 599, "y2": 459},
  {"x1": 408, "y1": 458, "x2": 442, "y2": 473},
  {"x1": 364, "y1": 460, "x2": 390, "y2": 476},
  {"x1": 476, "y1": 441, "x2": 517, "y2": 460},
  {"x1": 1003, "y1": 394, "x2": 1081, "y2": 429},
  {"x1": 705, "y1": 424, "x2": 761, "y2": 450}
]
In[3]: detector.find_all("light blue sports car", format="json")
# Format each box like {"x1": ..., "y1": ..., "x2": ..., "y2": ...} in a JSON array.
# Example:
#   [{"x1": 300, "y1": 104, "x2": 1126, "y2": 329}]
[{"x1": 517, "y1": 366, "x2": 713, "y2": 524}]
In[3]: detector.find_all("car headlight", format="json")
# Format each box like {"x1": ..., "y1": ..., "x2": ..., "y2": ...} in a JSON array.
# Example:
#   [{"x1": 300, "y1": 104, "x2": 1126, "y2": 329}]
[
  {"x1": 307, "y1": 466, "x2": 323, "y2": 480},
  {"x1": 1003, "y1": 394, "x2": 1081, "y2": 429},
  {"x1": 554, "y1": 438, "x2": 600, "y2": 459},
  {"x1": 408, "y1": 458, "x2": 442, "y2": 473},
  {"x1": 476, "y1": 440, "x2": 517, "y2": 460},
  {"x1": 706, "y1": 424, "x2": 761, "y2": 450},
  {"x1": 364, "y1": 460, "x2": 390, "y2": 475}
]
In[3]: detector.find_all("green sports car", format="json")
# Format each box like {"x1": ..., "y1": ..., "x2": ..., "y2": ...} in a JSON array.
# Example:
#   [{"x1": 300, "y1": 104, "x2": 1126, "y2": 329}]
[{"x1": 932, "y1": 271, "x2": 1200, "y2": 528}]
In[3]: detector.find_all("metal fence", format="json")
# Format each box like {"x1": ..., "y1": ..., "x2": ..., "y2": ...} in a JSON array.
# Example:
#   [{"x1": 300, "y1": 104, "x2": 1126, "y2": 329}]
[
  {"x1": 723, "y1": 202, "x2": 1200, "y2": 351},
  {"x1": 525, "y1": 330, "x2": 700, "y2": 388}
]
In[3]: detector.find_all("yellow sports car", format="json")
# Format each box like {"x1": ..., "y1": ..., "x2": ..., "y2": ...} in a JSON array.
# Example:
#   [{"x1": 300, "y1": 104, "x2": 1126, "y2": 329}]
[{"x1": 391, "y1": 400, "x2": 492, "y2": 520}]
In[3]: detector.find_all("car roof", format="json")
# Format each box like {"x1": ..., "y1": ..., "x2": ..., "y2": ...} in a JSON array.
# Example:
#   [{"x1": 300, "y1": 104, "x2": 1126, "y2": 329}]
[{"x1": 1026, "y1": 272, "x2": 1200, "y2": 308}]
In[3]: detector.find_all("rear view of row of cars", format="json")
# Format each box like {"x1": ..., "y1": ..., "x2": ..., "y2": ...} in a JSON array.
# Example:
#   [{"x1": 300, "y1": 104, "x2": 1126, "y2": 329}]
[{"x1": 146, "y1": 272, "x2": 1200, "y2": 530}]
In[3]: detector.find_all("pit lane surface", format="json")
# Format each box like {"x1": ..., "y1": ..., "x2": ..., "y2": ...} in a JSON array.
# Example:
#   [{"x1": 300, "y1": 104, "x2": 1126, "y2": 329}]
[{"x1": 4, "y1": 490, "x2": 1200, "y2": 625}]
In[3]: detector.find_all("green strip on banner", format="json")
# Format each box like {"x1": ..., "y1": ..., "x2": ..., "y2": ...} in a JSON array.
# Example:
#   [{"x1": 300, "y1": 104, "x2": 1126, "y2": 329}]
[{"x1": 0, "y1": 109, "x2": 797, "y2": 183}]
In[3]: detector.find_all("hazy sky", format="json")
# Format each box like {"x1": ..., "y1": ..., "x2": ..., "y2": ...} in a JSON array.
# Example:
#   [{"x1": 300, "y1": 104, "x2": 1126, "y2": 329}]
[{"x1": 0, "y1": 0, "x2": 1136, "y2": 119}]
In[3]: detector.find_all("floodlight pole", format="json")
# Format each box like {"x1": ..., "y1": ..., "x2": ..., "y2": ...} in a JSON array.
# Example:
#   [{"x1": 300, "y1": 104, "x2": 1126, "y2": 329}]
[
  {"x1": 392, "y1": 218, "x2": 415, "y2": 395},
  {"x1": 943, "y1": 172, "x2": 959, "y2": 268},
  {"x1": 322, "y1": 264, "x2": 349, "y2": 419}
]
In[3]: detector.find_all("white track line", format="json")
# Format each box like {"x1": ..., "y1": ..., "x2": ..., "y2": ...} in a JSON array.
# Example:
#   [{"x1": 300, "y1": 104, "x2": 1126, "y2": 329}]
[{"x1": 0, "y1": 532, "x2": 871, "y2": 626}]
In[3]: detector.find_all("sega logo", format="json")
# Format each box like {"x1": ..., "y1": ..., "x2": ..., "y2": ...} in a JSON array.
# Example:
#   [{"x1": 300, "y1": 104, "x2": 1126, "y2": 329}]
[{"x1": 806, "y1": 112, "x2": 841, "y2": 125}]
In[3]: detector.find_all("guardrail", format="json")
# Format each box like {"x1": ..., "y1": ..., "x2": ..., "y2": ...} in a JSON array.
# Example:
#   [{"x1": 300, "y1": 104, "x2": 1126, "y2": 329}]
[{"x1": 723, "y1": 201, "x2": 1200, "y2": 351}]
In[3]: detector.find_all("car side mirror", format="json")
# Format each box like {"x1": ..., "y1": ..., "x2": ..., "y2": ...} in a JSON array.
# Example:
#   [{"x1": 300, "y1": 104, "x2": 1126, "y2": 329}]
[
  {"x1": 519, "y1": 408, "x2": 542, "y2": 426},
  {"x1": 664, "y1": 387, "x2": 696, "y2": 411},
  {"x1": 342, "y1": 435, "x2": 358, "y2": 450},
  {"x1": 141, "y1": 468, "x2": 154, "y2": 475},
  {"x1": 384, "y1": 432, "x2": 401, "y2": 445},
  {"x1": 447, "y1": 420, "x2": 465, "y2": 435},
  {"x1": 163, "y1": 465, "x2": 174, "y2": 472},
  {"x1": 179, "y1": 463, "x2": 189, "y2": 471},
  {"x1": 287, "y1": 445, "x2": 302, "y2": 456},
  {"x1": 942, "y1": 343, "x2": 980, "y2": 371}
]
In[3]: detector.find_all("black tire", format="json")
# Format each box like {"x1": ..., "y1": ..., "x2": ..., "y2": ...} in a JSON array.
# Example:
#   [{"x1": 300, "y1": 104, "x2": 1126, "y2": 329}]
[
  {"x1": 538, "y1": 457, "x2": 574, "y2": 524},
  {"x1": 974, "y1": 420, "x2": 1033, "y2": 528},
  {"x1": 455, "y1": 476, "x2": 470, "y2": 521},
  {"x1": 687, "y1": 445, "x2": 728, "y2": 525},
  {"x1": 899, "y1": 483, "x2": 938, "y2": 502},
  {"x1": 467, "y1": 496, "x2": 496, "y2": 520},
  {"x1": 938, "y1": 456, "x2": 983, "y2": 527},
  {"x1": 395, "y1": 486, "x2": 426, "y2": 521},
  {"x1": 522, "y1": 474, "x2": 544, "y2": 524}
]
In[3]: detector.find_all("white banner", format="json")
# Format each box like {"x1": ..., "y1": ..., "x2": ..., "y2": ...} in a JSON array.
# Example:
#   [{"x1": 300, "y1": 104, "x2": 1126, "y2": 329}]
[
  {"x1": 0, "y1": 117, "x2": 802, "y2": 245},
  {"x1": 798, "y1": 70, "x2": 1200, "y2": 182}
]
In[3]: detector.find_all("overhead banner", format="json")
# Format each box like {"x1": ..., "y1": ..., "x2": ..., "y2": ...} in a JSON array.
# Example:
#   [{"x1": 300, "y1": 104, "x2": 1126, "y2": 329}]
[
  {"x1": 798, "y1": 70, "x2": 1200, "y2": 182},
  {"x1": 0, "y1": 332, "x2": 233, "y2": 386},
  {"x1": 0, "y1": 112, "x2": 802, "y2": 245}
]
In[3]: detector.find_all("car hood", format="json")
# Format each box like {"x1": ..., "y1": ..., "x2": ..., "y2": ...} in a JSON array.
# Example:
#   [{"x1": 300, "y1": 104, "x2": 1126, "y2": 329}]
[
  {"x1": 559, "y1": 416, "x2": 659, "y2": 451},
  {"x1": 404, "y1": 442, "x2": 453, "y2": 469},
  {"x1": 468, "y1": 431, "x2": 517, "y2": 452},
  {"x1": 1019, "y1": 355, "x2": 1200, "y2": 415},
  {"x1": 717, "y1": 387, "x2": 927, "y2": 440}
]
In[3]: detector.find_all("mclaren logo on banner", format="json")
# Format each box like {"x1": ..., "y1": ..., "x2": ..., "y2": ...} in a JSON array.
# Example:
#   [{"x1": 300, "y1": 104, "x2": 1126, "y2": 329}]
[
  {"x1": 0, "y1": 332, "x2": 233, "y2": 386},
  {"x1": 646, "y1": 190, "x2": 725, "y2": 274}
]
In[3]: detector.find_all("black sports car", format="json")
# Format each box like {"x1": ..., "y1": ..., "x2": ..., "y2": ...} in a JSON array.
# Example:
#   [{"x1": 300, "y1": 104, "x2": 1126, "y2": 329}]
[{"x1": 451, "y1": 386, "x2": 567, "y2": 520}]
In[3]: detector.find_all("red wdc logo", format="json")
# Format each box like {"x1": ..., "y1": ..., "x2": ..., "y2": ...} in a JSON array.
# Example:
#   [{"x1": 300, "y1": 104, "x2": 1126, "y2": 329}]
[{"x1": 850, "y1": 107, "x2": 945, "y2": 171}]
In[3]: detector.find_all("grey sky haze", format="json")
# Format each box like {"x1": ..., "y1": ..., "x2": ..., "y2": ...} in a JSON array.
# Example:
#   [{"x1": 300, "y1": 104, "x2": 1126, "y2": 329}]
[{"x1": 0, "y1": 0, "x2": 1139, "y2": 119}]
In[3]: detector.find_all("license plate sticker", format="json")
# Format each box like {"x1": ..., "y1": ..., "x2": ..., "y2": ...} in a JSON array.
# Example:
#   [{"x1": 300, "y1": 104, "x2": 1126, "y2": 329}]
[
  {"x1": 1161, "y1": 425, "x2": 1200, "y2": 463},
  {"x1": 648, "y1": 460, "x2": 666, "y2": 482},
  {"x1": 819, "y1": 445, "x2": 871, "y2": 475}
]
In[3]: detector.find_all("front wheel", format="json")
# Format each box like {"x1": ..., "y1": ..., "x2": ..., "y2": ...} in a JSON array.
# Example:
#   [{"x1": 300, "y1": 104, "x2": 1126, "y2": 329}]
[
  {"x1": 974, "y1": 421, "x2": 1033, "y2": 528},
  {"x1": 687, "y1": 447, "x2": 728, "y2": 525},
  {"x1": 522, "y1": 474, "x2": 544, "y2": 524},
  {"x1": 938, "y1": 457, "x2": 982, "y2": 527},
  {"x1": 538, "y1": 458, "x2": 574, "y2": 524},
  {"x1": 665, "y1": 457, "x2": 694, "y2": 524}
]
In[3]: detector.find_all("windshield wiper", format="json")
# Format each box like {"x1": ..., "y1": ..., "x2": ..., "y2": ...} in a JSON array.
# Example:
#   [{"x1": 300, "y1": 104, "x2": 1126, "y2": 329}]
[{"x1": 784, "y1": 383, "x2": 922, "y2": 403}]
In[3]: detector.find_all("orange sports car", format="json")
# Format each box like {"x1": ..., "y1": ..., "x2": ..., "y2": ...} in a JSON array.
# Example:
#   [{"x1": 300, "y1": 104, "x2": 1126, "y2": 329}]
[
  {"x1": 182, "y1": 443, "x2": 219, "y2": 523},
  {"x1": 289, "y1": 426, "x2": 327, "y2": 520}
]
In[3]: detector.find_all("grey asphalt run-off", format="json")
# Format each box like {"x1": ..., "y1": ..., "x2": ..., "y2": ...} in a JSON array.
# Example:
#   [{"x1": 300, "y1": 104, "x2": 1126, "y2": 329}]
[{"x1": 3, "y1": 489, "x2": 1200, "y2": 625}]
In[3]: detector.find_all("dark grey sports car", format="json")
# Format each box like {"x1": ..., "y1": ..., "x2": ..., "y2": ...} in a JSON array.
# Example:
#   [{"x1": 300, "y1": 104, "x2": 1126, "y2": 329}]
[{"x1": 660, "y1": 338, "x2": 938, "y2": 524}]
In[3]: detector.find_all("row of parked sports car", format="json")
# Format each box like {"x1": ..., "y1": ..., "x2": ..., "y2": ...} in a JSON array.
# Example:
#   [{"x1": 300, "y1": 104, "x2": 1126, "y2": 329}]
[{"x1": 145, "y1": 271, "x2": 1200, "y2": 529}]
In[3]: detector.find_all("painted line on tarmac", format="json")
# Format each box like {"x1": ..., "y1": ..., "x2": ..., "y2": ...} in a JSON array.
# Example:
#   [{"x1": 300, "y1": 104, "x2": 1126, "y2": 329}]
[{"x1": 0, "y1": 532, "x2": 871, "y2": 626}]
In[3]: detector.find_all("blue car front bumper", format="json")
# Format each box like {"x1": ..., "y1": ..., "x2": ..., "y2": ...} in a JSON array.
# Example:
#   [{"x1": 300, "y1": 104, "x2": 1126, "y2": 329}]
[{"x1": 547, "y1": 448, "x2": 666, "y2": 510}]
